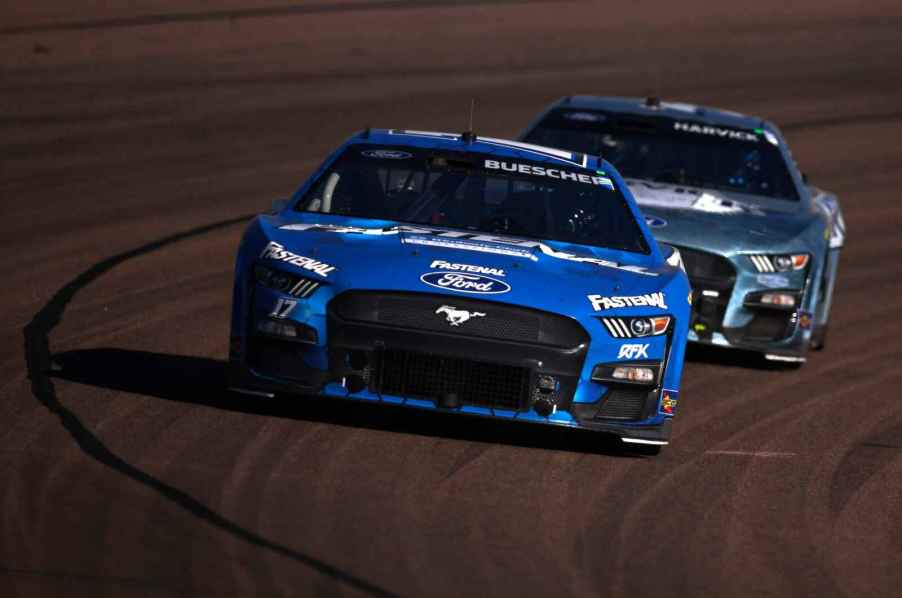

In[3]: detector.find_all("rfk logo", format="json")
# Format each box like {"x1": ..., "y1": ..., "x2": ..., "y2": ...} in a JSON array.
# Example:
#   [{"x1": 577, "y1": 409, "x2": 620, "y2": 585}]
[
  {"x1": 617, "y1": 343, "x2": 649, "y2": 360},
  {"x1": 435, "y1": 305, "x2": 486, "y2": 327}
]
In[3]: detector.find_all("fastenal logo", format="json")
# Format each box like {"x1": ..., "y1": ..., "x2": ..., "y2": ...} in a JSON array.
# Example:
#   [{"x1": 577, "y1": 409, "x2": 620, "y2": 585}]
[
  {"x1": 259, "y1": 241, "x2": 335, "y2": 277},
  {"x1": 588, "y1": 292, "x2": 667, "y2": 311},
  {"x1": 420, "y1": 272, "x2": 511, "y2": 294},
  {"x1": 429, "y1": 259, "x2": 506, "y2": 277},
  {"x1": 435, "y1": 305, "x2": 486, "y2": 327}
]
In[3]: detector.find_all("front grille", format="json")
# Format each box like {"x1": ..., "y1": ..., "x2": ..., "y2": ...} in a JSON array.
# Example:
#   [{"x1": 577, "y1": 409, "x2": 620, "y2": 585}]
[
  {"x1": 673, "y1": 246, "x2": 735, "y2": 337},
  {"x1": 331, "y1": 291, "x2": 588, "y2": 348},
  {"x1": 595, "y1": 388, "x2": 649, "y2": 420},
  {"x1": 675, "y1": 246, "x2": 736, "y2": 283},
  {"x1": 375, "y1": 348, "x2": 531, "y2": 410},
  {"x1": 743, "y1": 310, "x2": 795, "y2": 341}
]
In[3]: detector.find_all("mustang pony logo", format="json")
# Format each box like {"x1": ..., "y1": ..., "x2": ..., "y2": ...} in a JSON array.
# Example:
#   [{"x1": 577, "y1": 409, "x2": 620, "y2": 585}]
[{"x1": 436, "y1": 305, "x2": 486, "y2": 327}]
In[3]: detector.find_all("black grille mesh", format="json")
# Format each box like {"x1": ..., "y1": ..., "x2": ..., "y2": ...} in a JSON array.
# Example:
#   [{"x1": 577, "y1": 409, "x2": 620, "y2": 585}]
[
  {"x1": 673, "y1": 246, "x2": 735, "y2": 334},
  {"x1": 376, "y1": 348, "x2": 530, "y2": 410},
  {"x1": 744, "y1": 311, "x2": 794, "y2": 340},
  {"x1": 674, "y1": 246, "x2": 736, "y2": 282},
  {"x1": 595, "y1": 389, "x2": 648, "y2": 420}
]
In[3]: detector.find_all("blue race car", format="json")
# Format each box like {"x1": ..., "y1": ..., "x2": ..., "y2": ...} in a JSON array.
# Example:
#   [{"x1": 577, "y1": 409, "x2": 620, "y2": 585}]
[
  {"x1": 229, "y1": 129, "x2": 690, "y2": 451},
  {"x1": 522, "y1": 97, "x2": 846, "y2": 364}
]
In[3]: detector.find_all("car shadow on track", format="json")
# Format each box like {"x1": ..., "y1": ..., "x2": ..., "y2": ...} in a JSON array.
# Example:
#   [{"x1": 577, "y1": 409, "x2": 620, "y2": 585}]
[
  {"x1": 51, "y1": 347, "x2": 640, "y2": 458},
  {"x1": 685, "y1": 343, "x2": 800, "y2": 370}
]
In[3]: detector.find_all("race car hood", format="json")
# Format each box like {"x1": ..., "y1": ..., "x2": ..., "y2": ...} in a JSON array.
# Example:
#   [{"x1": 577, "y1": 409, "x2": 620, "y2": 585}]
[
  {"x1": 626, "y1": 179, "x2": 813, "y2": 253},
  {"x1": 249, "y1": 213, "x2": 684, "y2": 317}
]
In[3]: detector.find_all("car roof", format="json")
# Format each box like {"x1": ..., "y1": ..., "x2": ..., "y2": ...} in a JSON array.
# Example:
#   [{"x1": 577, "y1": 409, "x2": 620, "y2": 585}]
[
  {"x1": 350, "y1": 128, "x2": 607, "y2": 171},
  {"x1": 548, "y1": 95, "x2": 778, "y2": 132}
]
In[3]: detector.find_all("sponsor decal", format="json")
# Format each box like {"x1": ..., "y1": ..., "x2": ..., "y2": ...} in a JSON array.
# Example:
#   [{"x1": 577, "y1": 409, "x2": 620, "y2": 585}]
[
  {"x1": 280, "y1": 223, "x2": 659, "y2": 276},
  {"x1": 660, "y1": 390, "x2": 679, "y2": 415},
  {"x1": 420, "y1": 272, "x2": 511, "y2": 295},
  {"x1": 757, "y1": 273, "x2": 791, "y2": 288},
  {"x1": 588, "y1": 292, "x2": 668, "y2": 311},
  {"x1": 563, "y1": 111, "x2": 605, "y2": 122},
  {"x1": 617, "y1": 343, "x2": 649, "y2": 360},
  {"x1": 406, "y1": 236, "x2": 536, "y2": 260},
  {"x1": 259, "y1": 241, "x2": 335, "y2": 277},
  {"x1": 645, "y1": 216, "x2": 668, "y2": 228},
  {"x1": 798, "y1": 310, "x2": 813, "y2": 330},
  {"x1": 628, "y1": 182, "x2": 766, "y2": 216},
  {"x1": 484, "y1": 159, "x2": 615, "y2": 190},
  {"x1": 269, "y1": 298, "x2": 297, "y2": 319},
  {"x1": 692, "y1": 192, "x2": 758, "y2": 215},
  {"x1": 435, "y1": 305, "x2": 486, "y2": 327},
  {"x1": 429, "y1": 259, "x2": 505, "y2": 277},
  {"x1": 361, "y1": 149, "x2": 412, "y2": 159},
  {"x1": 673, "y1": 121, "x2": 758, "y2": 142},
  {"x1": 817, "y1": 198, "x2": 846, "y2": 249}
]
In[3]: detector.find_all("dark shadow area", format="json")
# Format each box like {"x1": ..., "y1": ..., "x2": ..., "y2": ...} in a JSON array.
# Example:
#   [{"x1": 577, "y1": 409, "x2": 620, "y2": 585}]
[
  {"x1": 685, "y1": 342, "x2": 798, "y2": 371},
  {"x1": 23, "y1": 216, "x2": 397, "y2": 598},
  {"x1": 51, "y1": 348, "x2": 636, "y2": 458}
]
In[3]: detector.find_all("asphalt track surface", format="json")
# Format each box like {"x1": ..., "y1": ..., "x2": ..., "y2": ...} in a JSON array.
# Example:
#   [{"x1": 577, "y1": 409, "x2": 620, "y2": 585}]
[{"x1": 3, "y1": 1, "x2": 902, "y2": 596}]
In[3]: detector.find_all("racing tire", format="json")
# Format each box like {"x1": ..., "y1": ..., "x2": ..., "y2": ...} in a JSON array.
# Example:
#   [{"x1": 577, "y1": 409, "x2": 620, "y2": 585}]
[{"x1": 810, "y1": 324, "x2": 828, "y2": 351}]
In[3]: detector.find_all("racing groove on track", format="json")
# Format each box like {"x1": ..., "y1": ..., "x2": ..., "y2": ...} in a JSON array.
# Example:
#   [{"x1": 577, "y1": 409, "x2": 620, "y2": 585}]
[{"x1": 2, "y1": 1, "x2": 902, "y2": 596}]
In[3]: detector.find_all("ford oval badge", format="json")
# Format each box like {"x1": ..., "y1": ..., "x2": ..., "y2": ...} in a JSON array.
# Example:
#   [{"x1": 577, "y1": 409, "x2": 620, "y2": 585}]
[{"x1": 420, "y1": 271, "x2": 511, "y2": 295}]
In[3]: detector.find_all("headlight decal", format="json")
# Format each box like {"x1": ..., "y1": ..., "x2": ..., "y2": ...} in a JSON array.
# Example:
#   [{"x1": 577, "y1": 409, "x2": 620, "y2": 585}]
[
  {"x1": 254, "y1": 263, "x2": 323, "y2": 298},
  {"x1": 749, "y1": 254, "x2": 809, "y2": 273},
  {"x1": 600, "y1": 316, "x2": 671, "y2": 339}
]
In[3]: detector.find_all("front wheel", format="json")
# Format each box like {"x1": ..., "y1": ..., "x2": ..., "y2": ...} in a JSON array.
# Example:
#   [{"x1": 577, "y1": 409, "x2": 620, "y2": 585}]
[{"x1": 811, "y1": 323, "x2": 828, "y2": 351}]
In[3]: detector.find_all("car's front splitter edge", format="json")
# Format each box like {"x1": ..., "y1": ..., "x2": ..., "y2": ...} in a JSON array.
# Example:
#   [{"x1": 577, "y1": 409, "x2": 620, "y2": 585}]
[{"x1": 228, "y1": 361, "x2": 672, "y2": 443}]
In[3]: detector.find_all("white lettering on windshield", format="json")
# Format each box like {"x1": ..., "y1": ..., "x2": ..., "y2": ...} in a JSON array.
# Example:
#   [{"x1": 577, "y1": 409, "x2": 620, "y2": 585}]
[{"x1": 484, "y1": 160, "x2": 615, "y2": 190}]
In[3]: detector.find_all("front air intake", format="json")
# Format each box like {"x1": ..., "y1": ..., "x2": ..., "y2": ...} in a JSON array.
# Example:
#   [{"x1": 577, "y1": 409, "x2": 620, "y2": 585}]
[{"x1": 375, "y1": 348, "x2": 531, "y2": 411}]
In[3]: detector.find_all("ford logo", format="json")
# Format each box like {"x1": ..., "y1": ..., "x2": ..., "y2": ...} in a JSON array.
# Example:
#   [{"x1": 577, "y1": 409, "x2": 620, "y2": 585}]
[
  {"x1": 361, "y1": 149, "x2": 412, "y2": 160},
  {"x1": 420, "y1": 272, "x2": 510, "y2": 295},
  {"x1": 645, "y1": 216, "x2": 668, "y2": 228}
]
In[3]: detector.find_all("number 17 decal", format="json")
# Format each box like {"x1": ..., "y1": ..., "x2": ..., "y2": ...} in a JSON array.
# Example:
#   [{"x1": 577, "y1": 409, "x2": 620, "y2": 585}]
[{"x1": 269, "y1": 298, "x2": 297, "y2": 319}]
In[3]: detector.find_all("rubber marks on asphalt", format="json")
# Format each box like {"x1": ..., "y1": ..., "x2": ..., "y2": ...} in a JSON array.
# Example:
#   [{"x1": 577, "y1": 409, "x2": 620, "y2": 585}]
[{"x1": 706, "y1": 450, "x2": 797, "y2": 458}]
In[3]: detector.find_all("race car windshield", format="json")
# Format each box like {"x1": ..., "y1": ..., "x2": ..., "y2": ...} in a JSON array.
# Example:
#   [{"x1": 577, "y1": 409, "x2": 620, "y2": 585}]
[
  {"x1": 295, "y1": 145, "x2": 650, "y2": 254},
  {"x1": 524, "y1": 110, "x2": 799, "y2": 201}
]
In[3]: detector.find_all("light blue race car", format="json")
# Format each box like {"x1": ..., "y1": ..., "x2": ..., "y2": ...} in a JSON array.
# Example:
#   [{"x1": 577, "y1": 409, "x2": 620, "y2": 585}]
[
  {"x1": 522, "y1": 97, "x2": 846, "y2": 364},
  {"x1": 228, "y1": 129, "x2": 690, "y2": 451}
]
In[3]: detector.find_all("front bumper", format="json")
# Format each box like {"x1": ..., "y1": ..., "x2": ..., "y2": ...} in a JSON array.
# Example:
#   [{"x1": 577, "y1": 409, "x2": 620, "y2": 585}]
[
  {"x1": 228, "y1": 361, "x2": 673, "y2": 443},
  {"x1": 676, "y1": 245, "x2": 811, "y2": 358},
  {"x1": 230, "y1": 290, "x2": 676, "y2": 444}
]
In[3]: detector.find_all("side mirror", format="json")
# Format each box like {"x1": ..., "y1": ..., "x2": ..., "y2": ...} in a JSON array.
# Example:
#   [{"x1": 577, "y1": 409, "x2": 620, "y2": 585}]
[
  {"x1": 271, "y1": 198, "x2": 289, "y2": 213},
  {"x1": 801, "y1": 172, "x2": 809, "y2": 184}
]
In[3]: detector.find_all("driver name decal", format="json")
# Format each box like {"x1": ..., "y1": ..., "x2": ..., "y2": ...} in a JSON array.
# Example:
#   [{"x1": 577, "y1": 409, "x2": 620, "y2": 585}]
[
  {"x1": 484, "y1": 160, "x2": 614, "y2": 189},
  {"x1": 673, "y1": 121, "x2": 758, "y2": 142}
]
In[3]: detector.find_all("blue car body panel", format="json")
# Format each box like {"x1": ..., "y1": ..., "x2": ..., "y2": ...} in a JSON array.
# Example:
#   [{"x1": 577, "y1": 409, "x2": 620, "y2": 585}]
[
  {"x1": 521, "y1": 97, "x2": 846, "y2": 362},
  {"x1": 229, "y1": 130, "x2": 691, "y2": 445}
]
